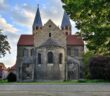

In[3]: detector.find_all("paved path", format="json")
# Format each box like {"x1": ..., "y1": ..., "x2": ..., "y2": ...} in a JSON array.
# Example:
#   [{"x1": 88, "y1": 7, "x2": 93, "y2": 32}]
[{"x1": 0, "y1": 83, "x2": 110, "y2": 96}]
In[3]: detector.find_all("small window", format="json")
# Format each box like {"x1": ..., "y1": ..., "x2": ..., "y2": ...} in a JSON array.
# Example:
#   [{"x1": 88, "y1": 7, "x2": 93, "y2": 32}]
[
  {"x1": 59, "y1": 53, "x2": 63, "y2": 64},
  {"x1": 31, "y1": 49, "x2": 34, "y2": 56},
  {"x1": 62, "y1": 27, "x2": 64, "y2": 30},
  {"x1": 49, "y1": 25, "x2": 51, "y2": 27},
  {"x1": 74, "y1": 48, "x2": 79, "y2": 56},
  {"x1": 23, "y1": 48, "x2": 28, "y2": 57},
  {"x1": 67, "y1": 47, "x2": 71, "y2": 56},
  {"x1": 38, "y1": 53, "x2": 41, "y2": 64},
  {"x1": 48, "y1": 52, "x2": 53, "y2": 63},
  {"x1": 49, "y1": 33, "x2": 51, "y2": 37},
  {"x1": 65, "y1": 26, "x2": 68, "y2": 30},
  {"x1": 36, "y1": 27, "x2": 38, "y2": 30},
  {"x1": 65, "y1": 32, "x2": 68, "y2": 35}
]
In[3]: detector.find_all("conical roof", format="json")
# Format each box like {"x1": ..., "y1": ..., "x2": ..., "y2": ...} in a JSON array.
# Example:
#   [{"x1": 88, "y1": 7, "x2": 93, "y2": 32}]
[
  {"x1": 33, "y1": 7, "x2": 42, "y2": 28},
  {"x1": 61, "y1": 11, "x2": 71, "y2": 28}
]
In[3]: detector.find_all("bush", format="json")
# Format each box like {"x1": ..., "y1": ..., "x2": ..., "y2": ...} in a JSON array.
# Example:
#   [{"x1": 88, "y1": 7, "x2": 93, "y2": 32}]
[
  {"x1": 7, "y1": 72, "x2": 16, "y2": 82},
  {"x1": 89, "y1": 56, "x2": 110, "y2": 80}
]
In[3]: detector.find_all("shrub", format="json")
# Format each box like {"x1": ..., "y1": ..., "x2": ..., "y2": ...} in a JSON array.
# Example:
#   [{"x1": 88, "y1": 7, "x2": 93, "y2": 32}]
[
  {"x1": 7, "y1": 72, "x2": 16, "y2": 82},
  {"x1": 89, "y1": 56, "x2": 110, "y2": 80}
]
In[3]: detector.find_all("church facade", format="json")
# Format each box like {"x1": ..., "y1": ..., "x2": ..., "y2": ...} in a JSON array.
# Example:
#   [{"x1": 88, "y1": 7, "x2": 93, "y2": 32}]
[{"x1": 16, "y1": 7, "x2": 84, "y2": 82}]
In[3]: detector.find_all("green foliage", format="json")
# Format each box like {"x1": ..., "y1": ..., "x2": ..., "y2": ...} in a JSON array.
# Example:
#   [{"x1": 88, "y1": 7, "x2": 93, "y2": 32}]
[
  {"x1": 89, "y1": 56, "x2": 110, "y2": 80},
  {"x1": 0, "y1": 29, "x2": 10, "y2": 58},
  {"x1": 83, "y1": 51, "x2": 94, "y2": 79},
  {"x1": 62, "y1": 0, "x2": 110, "y2": 56},
  {"x1": 7, "y1": 72, "x2": 16, "y2": 82}
]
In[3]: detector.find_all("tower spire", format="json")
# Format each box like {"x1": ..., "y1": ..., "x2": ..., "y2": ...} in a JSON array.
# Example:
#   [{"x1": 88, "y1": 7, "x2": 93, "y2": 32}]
[
  {"x1": 61, "y1": 11, "x2": 71, "y2": 35},
  {"x1": 33, "y1": 4, "x2": 42, "y2": 33}
]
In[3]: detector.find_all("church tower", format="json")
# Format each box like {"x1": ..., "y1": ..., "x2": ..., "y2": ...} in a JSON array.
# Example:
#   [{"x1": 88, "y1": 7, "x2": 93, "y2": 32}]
[
  {"x1": 32, "y1": 6, "x2": 42, "y2": 34},
  {"x1": 61, "y1": 12, "x2": 71, "y2": 35}
]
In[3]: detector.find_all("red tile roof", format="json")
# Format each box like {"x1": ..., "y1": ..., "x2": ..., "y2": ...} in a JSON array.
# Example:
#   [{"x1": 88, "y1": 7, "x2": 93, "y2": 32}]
[
  {"x1": 67, "y1": 35, "x2": 84, "y2": 46},
  {"x1": 18, "y1": 35, "x2": 34, "y2": 46},
  {"x1": 17, "y1": 35, "x2": 84, "y2": 46}
]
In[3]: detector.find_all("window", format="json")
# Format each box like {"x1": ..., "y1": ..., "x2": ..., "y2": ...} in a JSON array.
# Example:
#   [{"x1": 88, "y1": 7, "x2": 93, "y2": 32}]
[
  {"x1": 74, "y1": 48, "x2": 79, "y2": 56},
  {"x1": 31, "y1": 49, "x2": 34, "y2": 56},
  {"x1": 49, "y1": 33, "x2": 51, "y2": 37},
  {"x1": 59, "y1": 53, "x2": 63, "y2": 64},
  {"x1": 65, "y1": 32, "x2": 68, "y2": 35},
  {"x1": 48, "y1": 52, "x2": 53, "y2": 63},
  {"x1": 49, "y1": 25, "x2": 51, "y2": 27},
  {"x1": 38, "y1": 53, "x2": 41, "y2": 64},
  {"x1": 67, "y1": 47, "x2": 71, "y2": 56},
  {"x1": 65, "y1": 26, "x2": 68, "y2": 30},
  {"x1": 62, "y1": 27, "x2": 64, "y2": 30},
  {"x1": 36, "y1": 26, "x2": 38, "y2": 30},
  {"x1": 23, "y1": 48, "x2": 28, "y2": 57}
]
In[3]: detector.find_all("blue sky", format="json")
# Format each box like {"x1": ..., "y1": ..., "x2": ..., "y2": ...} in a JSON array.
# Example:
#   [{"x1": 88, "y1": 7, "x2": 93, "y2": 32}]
[{"x1": 0, "y1": 0, "x2": 78, "y2": 67}]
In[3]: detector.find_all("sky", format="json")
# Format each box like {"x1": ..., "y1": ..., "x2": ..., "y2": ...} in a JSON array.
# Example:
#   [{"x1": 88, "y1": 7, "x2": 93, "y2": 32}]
[{"x1": 0, "y1": 0, "x2": 78, "y2": 68}]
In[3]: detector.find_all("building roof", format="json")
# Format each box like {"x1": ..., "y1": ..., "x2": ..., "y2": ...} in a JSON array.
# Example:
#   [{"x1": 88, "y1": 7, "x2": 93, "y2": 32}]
[
  {"x1": 67, "y1": 35, "x2": 84, "y2": 46},
  {"x1": 39, "y1": 38, "x2": 62, "y2": 47},
  {"x1": 17, "y1": 35, "x2": 34, "y2": 46},
  {"x1": 33, "y1": 7, "x2": 42, "y2": 28},
  {"x1": 61, "y1": 12, "x2": 71, "y2": 28},
  {"x1": 18, "y1": 35, "x2": 84, "y2": 46}
]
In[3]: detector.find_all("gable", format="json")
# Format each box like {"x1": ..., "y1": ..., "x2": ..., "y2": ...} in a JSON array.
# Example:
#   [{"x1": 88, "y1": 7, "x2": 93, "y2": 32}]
[{"x1": 34, "y1": 19, "x2": 66, "y2": 48}]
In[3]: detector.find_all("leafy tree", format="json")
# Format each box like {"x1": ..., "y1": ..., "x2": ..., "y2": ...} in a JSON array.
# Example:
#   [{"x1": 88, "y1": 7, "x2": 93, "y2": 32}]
[
  {"x1": 0, "y1": 29, "x2": 10, "y2": 58},
  {"x1": 83, "y1": 51, "x2": 94, "y2": 79},
  {"x1": 62, "y1": 0, "x2": 110, "y2": 56}
]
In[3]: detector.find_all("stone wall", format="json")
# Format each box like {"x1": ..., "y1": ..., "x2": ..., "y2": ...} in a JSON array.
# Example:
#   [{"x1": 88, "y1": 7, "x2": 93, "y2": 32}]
[
  {"x1": 36, "y1": 46, "x2": 65, "y2": 80},
  {"x1": 34, "y1": 20, "x2": 66, "y2": 49},
  {"x1": 16, "y1": 46, "x2": 35, "y2": 82}
]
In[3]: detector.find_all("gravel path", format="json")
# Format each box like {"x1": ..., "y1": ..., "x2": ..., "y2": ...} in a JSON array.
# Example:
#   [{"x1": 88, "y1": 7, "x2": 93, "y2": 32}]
[{"x1": 0, "y1": 83, "x2": 110, "y2": 96}]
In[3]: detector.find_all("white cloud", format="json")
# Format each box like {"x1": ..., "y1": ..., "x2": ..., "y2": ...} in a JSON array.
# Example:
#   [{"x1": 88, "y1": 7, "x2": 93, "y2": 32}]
[
  {"x1": 0, "y1": 16, "x2": 18, "y2": 33},
  {"x1": 0, "y1": 0, "x2": 4, "y2": 4}
]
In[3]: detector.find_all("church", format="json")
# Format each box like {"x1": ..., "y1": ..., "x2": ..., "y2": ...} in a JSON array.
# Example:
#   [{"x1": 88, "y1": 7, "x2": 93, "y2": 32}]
[{"x1": 16, "y1": 7, "x2": 84, "y2": 82}]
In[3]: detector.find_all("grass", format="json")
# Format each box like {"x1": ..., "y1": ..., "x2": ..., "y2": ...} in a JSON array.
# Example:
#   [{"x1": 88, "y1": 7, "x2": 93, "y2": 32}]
[
  {"x1": 0, "y1": 79, "x2": 8, "y2": 83},
  {"x1": 0, "y1": 79, "x2": 110, "y2": 84}
]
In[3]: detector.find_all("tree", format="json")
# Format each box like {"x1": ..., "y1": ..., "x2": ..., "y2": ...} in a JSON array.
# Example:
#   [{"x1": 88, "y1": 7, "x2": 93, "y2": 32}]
[
  {"x1": 0, "y1": 29, "x2": 10, "y2": 58},
  {"x1": 83, "y1": 51, "x2": 94, "y2": 79},
  {"x1": 62, "y1": 0, "x2": 110, "y2": 56}
]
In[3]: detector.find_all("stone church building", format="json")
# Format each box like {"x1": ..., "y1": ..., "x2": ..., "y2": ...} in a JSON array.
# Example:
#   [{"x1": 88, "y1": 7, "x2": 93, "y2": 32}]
[{"x1": 16, "y1": 7, "x2": 84, "y2": 82}]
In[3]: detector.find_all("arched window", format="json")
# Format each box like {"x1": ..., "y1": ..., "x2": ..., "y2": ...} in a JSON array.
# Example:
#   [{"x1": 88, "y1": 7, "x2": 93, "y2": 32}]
[
  {"x1": 65, "y1": 32, "x2": 68, "y2": 35},
  {"x1": 48, "y1": 52, "x2": 53, "y2": 63},
  {"x1": 36, "y1": 26, "x2": 38, "y2": 30},
  {"x1": 59, "y1": 53, "x2": 63, "y2": 64},
  {"x1": 23, "y1": 48, "x2": 28, "y2": 57},
  {"x1": 74, "y1": 48, "x2": 79, "y2": 56},
  {"x1": 31, "y1": 49, "x2": 34, "y2": 56},
  {"x1": 49, "y1": 33, "x2": 51, "y2": 37},
  {"x1": 38, "y1": 53, "x2": 41, "y2": 64}
]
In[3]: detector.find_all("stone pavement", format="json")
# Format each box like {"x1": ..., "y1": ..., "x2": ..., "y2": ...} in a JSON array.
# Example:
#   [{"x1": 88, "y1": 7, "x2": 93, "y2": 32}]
[{"x1": 0, "y1": 83, "x2": 110, "y2": 96}]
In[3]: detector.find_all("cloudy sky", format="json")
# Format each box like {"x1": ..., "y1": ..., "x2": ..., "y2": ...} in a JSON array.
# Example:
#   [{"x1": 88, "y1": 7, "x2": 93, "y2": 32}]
[{"x1": 0, "y1": 0, "x2": 78, "y2": 67}]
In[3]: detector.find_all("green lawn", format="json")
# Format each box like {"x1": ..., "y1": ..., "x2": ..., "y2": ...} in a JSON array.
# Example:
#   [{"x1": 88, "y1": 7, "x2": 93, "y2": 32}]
[{"x1": 1, "y1": 79, "x2": 110, "y2": 84}]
